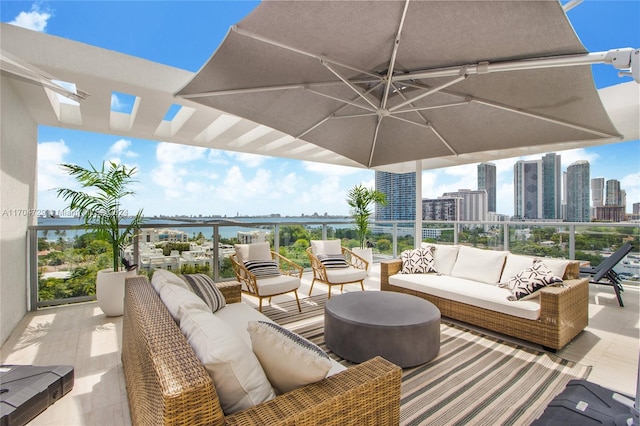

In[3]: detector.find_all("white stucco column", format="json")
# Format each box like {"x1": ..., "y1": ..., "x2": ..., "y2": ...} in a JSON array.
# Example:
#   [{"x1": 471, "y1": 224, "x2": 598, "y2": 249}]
[{"x1": 1, "y1": 75, "x2": 38, "y2": 344}]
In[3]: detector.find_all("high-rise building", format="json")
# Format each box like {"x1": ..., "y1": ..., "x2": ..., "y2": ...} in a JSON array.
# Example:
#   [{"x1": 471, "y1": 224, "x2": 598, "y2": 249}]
[
  {"x1": 442, "y1": 189, "x2": 488, "y2": 221},
  {"x1": 542, "y1": 153, "x2": 562, "y2": 219},
  {"x1": 375, "y1": 171, "x2": 416, "y2": 221},
  {"x1": 591, "y1": 178, "x2": 605, "y2": 207},
  {"x1": 591, "y1": 177, "x2": 605, "y2": 219},
  {"x1": 422, "y1": 197, "x2": 460, "y2": 221},
  {"x1": 606, "y1": 179, "x2": 621, "y2": 206},
  {"x1": 566, "y1": 160, "x2": 590, "y2": 222},
  {"x1": 477, "y1": 162, "x2": 496, "y2": 213},
  {"x1": 514, "y1": 160, "x2": 542, "y2": 219},
  {"x1": 633, "y1": 202, "x2": 640, "y2": 215}
]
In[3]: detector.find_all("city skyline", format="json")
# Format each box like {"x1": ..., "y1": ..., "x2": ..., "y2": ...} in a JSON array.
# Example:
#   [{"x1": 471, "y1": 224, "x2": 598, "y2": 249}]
[{"x1": 2, "y1": 1, "x2": 638, "y2": 218}]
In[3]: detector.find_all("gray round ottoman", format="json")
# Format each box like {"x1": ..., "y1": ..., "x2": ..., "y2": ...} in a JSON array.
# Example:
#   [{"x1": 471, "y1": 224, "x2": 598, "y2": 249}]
[{"x1": 324, "y1": 291, "x2": 440, "y2": 368}]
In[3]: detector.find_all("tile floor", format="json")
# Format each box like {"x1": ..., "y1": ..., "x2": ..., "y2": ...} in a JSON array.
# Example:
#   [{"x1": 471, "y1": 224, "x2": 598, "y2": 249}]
[{"x1": 1, "y1": 265, "x2": 638, "y2": 425}]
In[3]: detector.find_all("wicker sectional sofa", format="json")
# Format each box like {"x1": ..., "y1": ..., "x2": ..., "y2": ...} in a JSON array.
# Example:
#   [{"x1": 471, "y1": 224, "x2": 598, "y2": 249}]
[
  {"x1": 381, "y1": 244, "x2": 589, "y2": 351},
  {"x1": 122, "y1": 274, "x2": 402, "y2": 426}
]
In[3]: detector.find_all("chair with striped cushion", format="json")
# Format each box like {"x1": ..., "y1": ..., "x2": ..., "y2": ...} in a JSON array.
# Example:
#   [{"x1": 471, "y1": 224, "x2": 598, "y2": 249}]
[
  {"x1": 231, "y1": 242, "x2": 303, "y2": 312},
  {"x1": 306, "y1": 240, "x2": 368, "y2": 298}
]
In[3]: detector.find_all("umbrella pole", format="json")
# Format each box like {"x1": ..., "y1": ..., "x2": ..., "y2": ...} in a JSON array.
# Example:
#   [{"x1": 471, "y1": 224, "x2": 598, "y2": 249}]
[{"x1": 415, "y1": 161, "x2": 422, "y2": 249}]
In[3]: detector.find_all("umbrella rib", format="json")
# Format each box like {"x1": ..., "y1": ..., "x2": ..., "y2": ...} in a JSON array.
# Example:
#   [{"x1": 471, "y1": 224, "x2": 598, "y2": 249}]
[
  {"x1": 178, "y1": 78, "x2": 382, "y2": 99},
  {"x1": 387, "y1": 81, "x2": 458, "y2": 156},
  {"x1": 322, "y1": 60, "x2": 378, "y2": 110},
  {"x1": 381, "y1": 0, "x2": 411, "y2": 111},
  {"x1": 393, "y1": 101, "x2": 470, "y2": 115},
  {"x1": 297, "y1": 82, "x2": 384, "y2": 140},
  {"x1": 232, "y1": 25, "x2": 380, "y2": 79},
  {"x1": 305, "y1": 88, "x2": 376, "y2": 112},
  {"x1": 389, "y1": 74, "x2": 467, "y2": 112},
  {"x1": 472, "y1": 98, "x2": 622, "y2": 138}
]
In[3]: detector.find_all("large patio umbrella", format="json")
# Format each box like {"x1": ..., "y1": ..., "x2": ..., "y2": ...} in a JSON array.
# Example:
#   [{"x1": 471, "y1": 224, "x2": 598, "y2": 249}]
[{"x1": 176, "y1": 0, "x2": 634, "y2": 169}]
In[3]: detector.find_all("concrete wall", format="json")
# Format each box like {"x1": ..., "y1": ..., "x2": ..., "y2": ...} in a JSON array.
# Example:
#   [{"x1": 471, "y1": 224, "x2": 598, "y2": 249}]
[{"x1": 1, "y1": 75, "x2": 38, "y2": 344}]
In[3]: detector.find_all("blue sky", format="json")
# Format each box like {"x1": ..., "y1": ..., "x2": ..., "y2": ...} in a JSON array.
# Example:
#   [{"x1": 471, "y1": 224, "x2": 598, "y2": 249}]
[{"x1": 2, "y1": 1, "x2": 639, "y2": 217}]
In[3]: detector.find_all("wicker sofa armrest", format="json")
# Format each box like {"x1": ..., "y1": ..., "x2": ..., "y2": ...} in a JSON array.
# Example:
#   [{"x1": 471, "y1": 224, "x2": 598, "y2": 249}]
[
  {"x1": 380, "y1": 259, "x2": 403, "y2": 291},
  {"x1": 538, "y1": 277, "x2": 589, "y2": 324},
  {"x1": 215, "y1": 281, "x2": 241, "y2": 304},
  {"x1": 225, "y1": 356, "x2": 401, "y2": 426}
]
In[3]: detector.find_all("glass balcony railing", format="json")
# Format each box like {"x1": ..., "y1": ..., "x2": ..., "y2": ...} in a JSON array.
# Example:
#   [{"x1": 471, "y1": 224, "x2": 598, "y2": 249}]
[{"x1": 28, "y1": 219, "x2": 640, "y2": 310}]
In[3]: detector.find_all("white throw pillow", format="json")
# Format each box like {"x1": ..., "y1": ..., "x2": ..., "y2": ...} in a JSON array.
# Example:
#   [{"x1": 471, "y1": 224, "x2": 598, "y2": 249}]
[
  {"x1": 508, "y1": 260, "x2": 563, "y2": 301},
  {"x1": 310, "y1": 239, "x2": 342, "y2": 255},
  {"x1": 180, "y1": 310, "x2": 275, "y2": 415},
  {"x1": 159, "y1": 281, "x2": 210, "y2": 323},
  {"x1": 400, "y1": 247, "x2": 436, "y2": 274},
  {"x1": 234, "y1": 242, "x2": 272, "y2": 264},
  {"x1": 534, "y1": 257, "x2": 572, "y2": 280},
  {"x1": 450, "y1": 246, "x2": 508, "y2": 284},
  {"x1": 421, "y1": 243, "x2": 460, "y2": 275},
  {"x1": 499, "y1": 254, "x2": 535, "y2": 285},
  {"x1": 247, "y1": 320, "x2": 332, "y2": 394}
]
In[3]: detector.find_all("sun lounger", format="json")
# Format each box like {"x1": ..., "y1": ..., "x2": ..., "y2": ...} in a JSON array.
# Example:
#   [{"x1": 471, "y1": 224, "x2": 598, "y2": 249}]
[{"x1": 580, "y1": 243, "x2": 633, "y2": 307}]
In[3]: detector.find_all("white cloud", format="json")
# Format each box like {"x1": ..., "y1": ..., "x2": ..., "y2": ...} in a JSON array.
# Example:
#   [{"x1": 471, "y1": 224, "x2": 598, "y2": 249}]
[
  {"x1": 156, "y1": 142, "x2": 207, "y2": 164},
  {"x1": 110, "y1": 93, "x2": 125, "y2": 111},
  {"x1": 207, "y1": 149, "x2": 229, "y2": 165},
  {"x1": 37, "y1": 140, "x2": 70, "y2": 192},
  {"x1": 303, "y1": 161, "x2": 361, "y2": 177},
  {"x1": 621, "y1": 172, "x2": 640, "y2": 212},
  {"x1": 9, "y1": 4, "x2": 51, "y2": 32},
  {"x1": 227, "y1": 152, "x2": 266, "y2": 168},
  {"x1": 107, "y1": 139, "x2": 138, "y2": 159}
]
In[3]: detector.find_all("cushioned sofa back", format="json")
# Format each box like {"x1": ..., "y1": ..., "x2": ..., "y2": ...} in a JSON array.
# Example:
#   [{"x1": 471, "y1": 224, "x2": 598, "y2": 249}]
[{"x1": 450, "y1": 246, "x2": 509, "y2": 284}]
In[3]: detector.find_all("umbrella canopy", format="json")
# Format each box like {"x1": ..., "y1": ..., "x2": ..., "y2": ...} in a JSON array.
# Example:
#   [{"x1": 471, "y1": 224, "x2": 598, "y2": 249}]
[{"x1": 176, "y1": 0, "x2": 622, "y2": 169}]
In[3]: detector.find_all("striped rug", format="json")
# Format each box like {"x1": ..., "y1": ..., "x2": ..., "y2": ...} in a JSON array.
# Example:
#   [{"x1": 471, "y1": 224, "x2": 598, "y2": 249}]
[{"x1": 261, "y1": 294, "x2": 591, "y2": 426}]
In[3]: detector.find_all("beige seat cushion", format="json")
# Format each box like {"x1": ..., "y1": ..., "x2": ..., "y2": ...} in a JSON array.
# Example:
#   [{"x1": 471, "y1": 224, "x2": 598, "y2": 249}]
[
  {"x1": 253, "y1": 274, "x2": 300, "y2": 296},
  {"x1": 326, "y1": 267, "x2": 367, "y2": 284}
]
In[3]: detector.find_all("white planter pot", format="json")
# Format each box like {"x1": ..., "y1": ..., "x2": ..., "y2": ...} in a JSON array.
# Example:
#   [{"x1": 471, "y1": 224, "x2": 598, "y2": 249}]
[
  {"x1": 96, "y1": 268, "x2": 136, "y2": 317},
  {"x1": 352, "y1": 247, "x2": 373, "y2": 275}
]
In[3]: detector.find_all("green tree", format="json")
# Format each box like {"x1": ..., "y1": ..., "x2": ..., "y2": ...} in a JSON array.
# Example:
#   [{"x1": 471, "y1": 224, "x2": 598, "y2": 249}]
[
  {"x1": 346, "y1": 185, "x2": 387, "y2": 249},
  {"x1": 56, "y1": 161, "x2": 145, "y2": 272}
]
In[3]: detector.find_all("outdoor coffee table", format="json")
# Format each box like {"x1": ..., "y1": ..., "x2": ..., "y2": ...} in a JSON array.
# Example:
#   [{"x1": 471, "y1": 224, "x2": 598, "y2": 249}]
[{"x1": 324, "y1": 291, "x2": 440, "y2": 368}]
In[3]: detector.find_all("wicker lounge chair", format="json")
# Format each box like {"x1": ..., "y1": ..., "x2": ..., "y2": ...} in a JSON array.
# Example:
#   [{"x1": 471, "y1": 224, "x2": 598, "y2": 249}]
[
  {"x1": 306, "y1": 240, "x2": 368, "y2": 298},
  {"x1": 231, "y1": 242, "x2": 304, "y2": 312}
]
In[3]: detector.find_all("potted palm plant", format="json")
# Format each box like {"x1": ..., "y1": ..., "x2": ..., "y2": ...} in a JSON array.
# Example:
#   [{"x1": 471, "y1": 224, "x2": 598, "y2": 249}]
[
  {"x1": 57, "y1": 161, "x2": 144, "y2": 316},
  {"x1": 346, "y1": 184, "x2": 387, "y2": 272}
]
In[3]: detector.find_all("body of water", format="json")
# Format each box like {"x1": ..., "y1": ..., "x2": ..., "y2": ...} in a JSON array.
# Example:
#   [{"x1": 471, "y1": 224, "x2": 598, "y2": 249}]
[{"x1": 37, "y1": 216, "x2": 354, "y2": 240}]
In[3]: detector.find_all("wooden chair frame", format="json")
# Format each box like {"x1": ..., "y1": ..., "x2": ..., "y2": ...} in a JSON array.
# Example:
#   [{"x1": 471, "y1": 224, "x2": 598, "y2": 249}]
[
  {"x1": 230, "y1": 250, "x2": 303, "y2": 312},
  {"x1": 306, "y1": 246, "x2": 369, "y2": 298}
]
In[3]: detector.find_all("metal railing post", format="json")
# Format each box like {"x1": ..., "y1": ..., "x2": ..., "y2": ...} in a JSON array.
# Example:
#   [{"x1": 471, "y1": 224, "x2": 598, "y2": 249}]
[
  {"x1": 274, "y1": 224, "x2": 280, "y2": 252},
  {"x1": 392, "y1": 222, "x2": 398, "y2": 258},
  {"x1": 569, "y1": 224, "x2": 576, "y2": 260},
  {"x1": 503, "y1": 223, "x2": 510, "y2": 252},
  {"x1": 213, "y1": 224, "x2": 220, "y2": 281}
]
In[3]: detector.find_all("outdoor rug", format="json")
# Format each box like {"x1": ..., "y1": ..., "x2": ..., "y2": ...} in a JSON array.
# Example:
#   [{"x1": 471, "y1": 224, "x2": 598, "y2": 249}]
[{"x1": 261, "y1": 294, "x2": 592, "y2": 426}]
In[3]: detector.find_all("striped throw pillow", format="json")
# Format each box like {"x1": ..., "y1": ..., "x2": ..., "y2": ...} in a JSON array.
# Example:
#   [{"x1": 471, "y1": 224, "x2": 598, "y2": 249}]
[
  {"x1": 244, "y1": 260, "x2": 281, "y2": 278},
  {"x1": 181, "y1": 273, "x2": 226, "y2": 313},
  {"x1": 317, "y1": 253, "x2": 349, "y2": 269}
]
